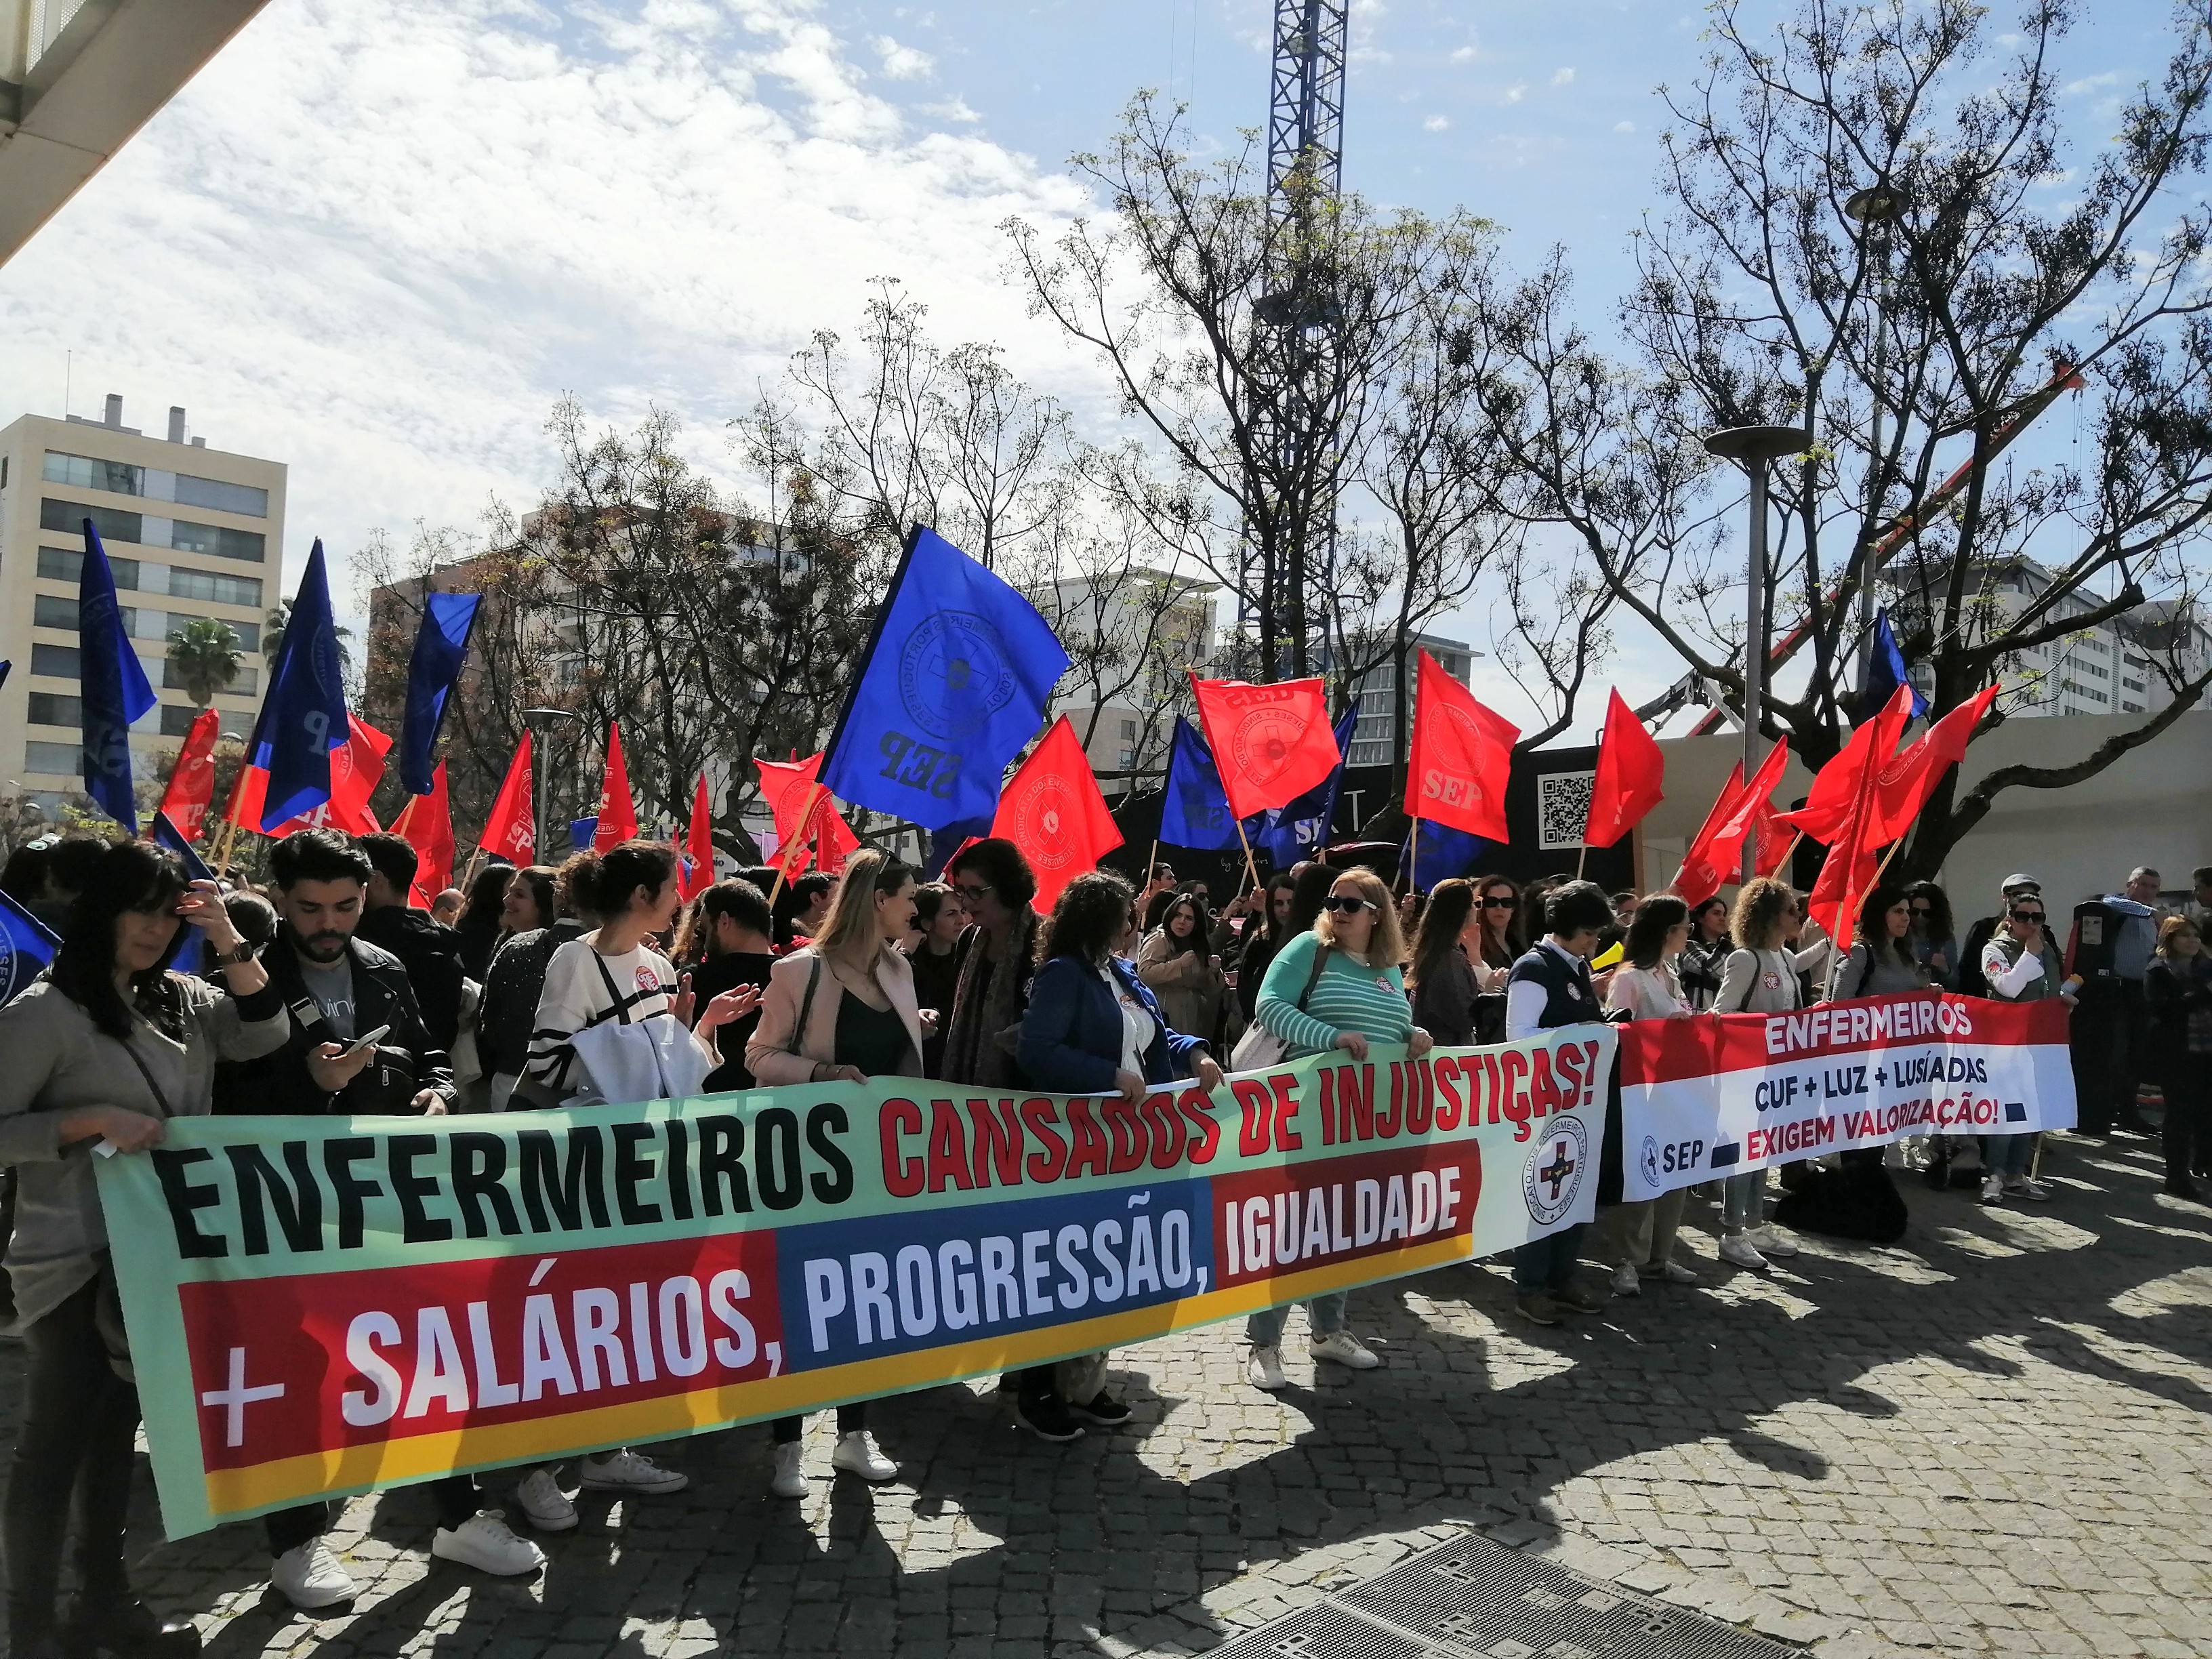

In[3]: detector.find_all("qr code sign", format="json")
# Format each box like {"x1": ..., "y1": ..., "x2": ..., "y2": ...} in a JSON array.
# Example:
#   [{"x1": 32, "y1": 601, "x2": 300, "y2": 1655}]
[{"x1": 1536, "y1": 771, "x2": 1595, "y2": 849}]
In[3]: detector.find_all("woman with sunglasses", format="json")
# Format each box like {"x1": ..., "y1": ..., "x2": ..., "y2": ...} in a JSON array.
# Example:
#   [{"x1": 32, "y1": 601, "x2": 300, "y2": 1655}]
[
  {"x1": 1245, "y1": 867, "x2": 1433, "y2": 1390},
  {"x1": 2142, "y1": 916, "x2": 2208, "y2": 1200},
  {"x1": 1977, "y1": 893, "x2": 2074, "y2": 1202},
  {"x1": 1467, "y1": 875, "x2": 1523, "y2": 1042},
  {"x1": 1709, "y1": 878, "x2": 1810, "y2": 1269},
  {"x1": 1905, "y1": 881, "x2": 1958, "y2": 989}
]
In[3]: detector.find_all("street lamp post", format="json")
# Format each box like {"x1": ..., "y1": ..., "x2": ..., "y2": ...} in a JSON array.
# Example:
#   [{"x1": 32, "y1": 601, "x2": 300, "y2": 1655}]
[
  {"x1": 523, "y1": 708, "x2": 582, "y2": 865},
  {"x1": 1702, "y1": 424, "x2": 1814, "y2": 879},
  {"x1": 1845, "y1": 182, "x2": 1907, "y2": 711}
]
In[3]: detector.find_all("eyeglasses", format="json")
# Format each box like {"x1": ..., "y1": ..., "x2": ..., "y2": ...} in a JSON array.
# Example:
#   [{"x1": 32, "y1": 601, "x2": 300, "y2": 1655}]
[
  {"x1": 1324, "y1": 895, "x2": 1377, "y2": 915},
  {"x1": 1482, "y1": 895, "x2": 1519, "y2": 910},
  {"x1": 2010, "y1": 909, "x2": 2046, "y2": 922},
  {"x1": 953, "y1": 882, "x2": 990, "y2": 904}
]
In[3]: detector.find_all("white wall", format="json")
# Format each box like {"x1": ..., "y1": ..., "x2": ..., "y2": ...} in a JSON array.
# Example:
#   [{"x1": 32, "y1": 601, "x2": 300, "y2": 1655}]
[{"x1": 1639, "y1": 709, "x2": 2212, "y2": 918}]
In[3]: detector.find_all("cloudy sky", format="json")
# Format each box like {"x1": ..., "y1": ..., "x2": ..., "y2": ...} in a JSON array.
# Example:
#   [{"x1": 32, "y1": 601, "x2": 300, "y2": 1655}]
[{"x1": 1, "y1": 0, "x2": 2190, "y2": 722}]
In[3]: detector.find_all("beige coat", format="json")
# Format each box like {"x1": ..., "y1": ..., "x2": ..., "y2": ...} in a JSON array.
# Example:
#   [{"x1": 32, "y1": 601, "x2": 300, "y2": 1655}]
[
  {"x1": 1135, "y1": 931, "x2": 1225, "y2": 1043},
  {"x1": 745, "y1": 945, "x2": 927, "y2": 1084}
]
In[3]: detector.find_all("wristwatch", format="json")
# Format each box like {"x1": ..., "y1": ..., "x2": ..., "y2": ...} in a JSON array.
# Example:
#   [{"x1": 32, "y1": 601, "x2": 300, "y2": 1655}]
[{"x1": 220, "y1": 939, "x2": 257, "y2": 966}]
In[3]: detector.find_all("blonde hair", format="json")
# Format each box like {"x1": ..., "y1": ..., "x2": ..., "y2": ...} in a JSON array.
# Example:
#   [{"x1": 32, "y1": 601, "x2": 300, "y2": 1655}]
[
  {"x1": 1731, "y1": 876, "x2": 1797, "y2": 951},
  {"x1": 811, "y1": 849, "x2": 915, "y2": 964},
  {"x1": 1314, "y1": 867, "x2": 1406, "y2": 966}
]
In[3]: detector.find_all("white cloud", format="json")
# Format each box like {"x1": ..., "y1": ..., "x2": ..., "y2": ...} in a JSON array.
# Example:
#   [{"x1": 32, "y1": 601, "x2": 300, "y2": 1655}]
[
  {"x1": 1504, "y1": 82, "x2": 1528, "y2": 104},
  {"x1": 1423, "y1": 115, "x2": 1450, "y2": 132},
  {"x1": 2064, "y1": 70, "x2": 2121, "y2": 97},
  {"x1": 872, "y1": 33, "x2": 935, "y2": 81},
  {"x1": 0, "y1": 0, "x2": 1094, "y2": 611},
  {"x1": 1615, "y1": 119, "x2": 1636, "y2": 133},
  {"x1": 1551, "y1": 66, "x2": 1575, "y2": 85},
  {"x1": 924, "y1": 96, "x2": 983, "y2": 125},
  {"x1": 1448, "y1": 43, "x2": 1478, "y2": 64}
]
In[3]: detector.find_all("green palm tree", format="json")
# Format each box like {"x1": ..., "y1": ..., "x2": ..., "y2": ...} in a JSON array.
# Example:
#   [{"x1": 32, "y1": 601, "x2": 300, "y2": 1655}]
[
  {"x1": 166, "y1": 619, "x2": 243, "y2": 708},
  {"x1": 262, "y1": 600, "x2": 354, "y2": 670}
]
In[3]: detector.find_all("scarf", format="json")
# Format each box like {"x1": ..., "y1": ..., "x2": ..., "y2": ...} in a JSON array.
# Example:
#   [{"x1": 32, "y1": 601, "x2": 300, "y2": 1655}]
[{"x1": 941, "y1": 907, "x2": 1039, "y2": 1087}]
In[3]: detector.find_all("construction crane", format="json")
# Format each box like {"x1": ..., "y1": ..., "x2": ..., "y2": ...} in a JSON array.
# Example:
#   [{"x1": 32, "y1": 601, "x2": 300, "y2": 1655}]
[
  {"x1": 1240, "y1": 0, "x2": 1350, "y2": 676},
  {"x1": 1650, "y1": 360, "x2": 2088, "y2": 733}
]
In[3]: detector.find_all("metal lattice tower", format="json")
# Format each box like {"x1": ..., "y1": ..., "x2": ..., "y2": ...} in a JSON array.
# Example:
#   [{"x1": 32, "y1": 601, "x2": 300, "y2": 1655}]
[{"x1": 1266, "y1": 0, "x2": 1347, "y2": 219}]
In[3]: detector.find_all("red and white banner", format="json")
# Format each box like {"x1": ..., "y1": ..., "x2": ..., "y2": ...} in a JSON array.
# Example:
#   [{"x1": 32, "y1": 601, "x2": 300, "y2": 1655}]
[{"x1": 1617, "y1": 991, "x2": 2076, "y2": 1200}]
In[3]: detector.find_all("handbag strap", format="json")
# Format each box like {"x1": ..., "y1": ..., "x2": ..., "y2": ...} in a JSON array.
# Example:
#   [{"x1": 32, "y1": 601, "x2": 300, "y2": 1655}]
[
  {"x1": 114, "y1": 1028, "x2": 178, "y2": 1120},
  {"x1": 592, "y1": 949, "x2": 632, "y2": 1025},
  {"x1": 786, "y1": 956, "x2": 825, "y2": 1055},
  {"x1": 1296, "y1": 943, "x2": 1331, "y2": 1012}
]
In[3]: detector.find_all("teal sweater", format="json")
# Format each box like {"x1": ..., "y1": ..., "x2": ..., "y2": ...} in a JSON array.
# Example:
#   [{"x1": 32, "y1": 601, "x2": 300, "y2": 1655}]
[{"x1": 1255, "y1": 930, "x2": 1414, "y2": 1058}]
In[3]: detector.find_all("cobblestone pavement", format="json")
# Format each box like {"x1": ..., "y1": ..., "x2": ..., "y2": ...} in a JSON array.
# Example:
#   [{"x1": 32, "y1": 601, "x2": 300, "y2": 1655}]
[{"x1": 5, "y1": 1129, "x2": 2209, "y2": 1659}]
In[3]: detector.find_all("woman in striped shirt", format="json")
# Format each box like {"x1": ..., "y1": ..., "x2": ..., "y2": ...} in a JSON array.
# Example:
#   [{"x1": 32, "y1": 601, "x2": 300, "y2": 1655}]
[{"x1": 1244, "y1": 867, "x2": 1434, "y2": 1391}]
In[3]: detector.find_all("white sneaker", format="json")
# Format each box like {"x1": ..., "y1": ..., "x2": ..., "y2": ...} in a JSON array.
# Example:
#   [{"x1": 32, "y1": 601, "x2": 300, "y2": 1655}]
[
  {"x1": 1658, "y1": 1259, "x2": 1700, "y2": 1286},
  {"x1": 771, "y1": 1440, "x2": 808, "y2": 1498},
  {"x1": 577, "y1": 1448, "x2": 688, "y2": 1494},
  {"x1": 1309, "y1": 1330, "x2": 1380, "y2": 1370},
  {"x1": 1980, "y1": 1174, "x2": 2005, "y2": 1206},
  {"x1": 270, "y1": 1540, "x2": 354, "y2": 1609},
  {"x1": 1719, "y1": 1234, "x2": 1769, "y2": 1270},
  {"x1": 514, "y1": 1467, "x2": 577, "y2": 1532},
  {"x1": 1609, "y1": 1262, "x2": 1642, "y2": 1296},
  {"x1": 1247, "y1": 1345, "x2": 1288, "y2": 1391},
  {"x1": 831, "y1": 1430, "x2": 899, "y2": 1482},
  {"x1": 431, "y1": 1511, "x2": 546, "y2": 1576},
  {"x1": 1746, "y1": 1225, "x2": 1798, "y2": 1258}
]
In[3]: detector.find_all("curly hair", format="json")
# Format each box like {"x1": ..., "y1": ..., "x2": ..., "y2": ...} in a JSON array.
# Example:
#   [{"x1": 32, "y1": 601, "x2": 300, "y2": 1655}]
[
  {"x1": 1038, "y1": 869, "x2": 1136, "y2": 966},
  {"x1": 947, "y1": 837, "x2": 1038, "y2": 912},
  {"x1": 1732, "y1": 876, "x2": 1797, "y2": 951}
]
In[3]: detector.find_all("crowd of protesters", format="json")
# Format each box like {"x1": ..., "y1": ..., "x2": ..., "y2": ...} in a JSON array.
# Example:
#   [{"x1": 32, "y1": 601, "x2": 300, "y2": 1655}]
[{"x1": 0, "y1": 821, "x2": 2204, "y2": 1642}]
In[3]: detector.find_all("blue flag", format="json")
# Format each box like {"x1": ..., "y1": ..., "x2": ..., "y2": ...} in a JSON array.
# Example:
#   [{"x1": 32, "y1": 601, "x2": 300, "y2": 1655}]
[
  {"x1": 820, "y1": 527, "x2": 1071, "y2": 830},
  {"x1": 148, "y1": 811, "x2": 216, "y2": 977},
  {"x1": 0, "y1": 888, "x2": 60, "y2": 1006},
  {"x1": 571, "y1": 817, "x2": 600, "y2": 853},
  {"x1": 1859, "y1": 608, "x2": 1928, "y2": 723},
  {"x1": 1160, "y1": 718, "x2": 1240, "y2": 850},
  {"x1": 1251, "y1": 709, "x2": 1359, "y2": 869},
  {"x1": 1402, "y1": 820, "x2": 1488, "y2": 891},
  {"x1": 0, "y1": 659, "x2": 10, "y2": 692},
  {"x1": 398, "y1": 592, "x2": 480, "y2": 796},
  {"x1": 248, "y1": 540, "x2": 350, "y2": 832},
  {"x1": 77, "y1": 522, "x2": 157, "y2": 832}
]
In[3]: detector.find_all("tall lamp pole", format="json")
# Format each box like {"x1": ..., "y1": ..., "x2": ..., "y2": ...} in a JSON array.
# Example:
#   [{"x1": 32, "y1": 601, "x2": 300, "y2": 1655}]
[
  {"x1": 523, "y1": 708, "x2": 581, "y2": 865},
  {"x1": 1845, "y1": 182, "x2": 1907, "y2": 713},
  {"x1": 1702, "y1": 424, "x2": 1814, "y2": 878}
]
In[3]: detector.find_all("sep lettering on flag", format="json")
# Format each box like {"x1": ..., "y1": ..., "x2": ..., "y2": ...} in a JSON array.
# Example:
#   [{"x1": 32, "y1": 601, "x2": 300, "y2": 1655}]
[
  {"x1": 821, "y1": 527, "x2": 1071, "y2": 830},
  {"x1": 990, "y1": 716, "x2": 1122, "y2": 909},
  {"x1": 1406, "y1": 651, "x2": 1516, "y2": 842}
]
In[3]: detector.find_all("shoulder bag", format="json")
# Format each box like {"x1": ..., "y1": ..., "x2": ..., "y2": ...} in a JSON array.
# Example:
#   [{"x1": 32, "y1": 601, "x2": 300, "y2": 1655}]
[{"x1": 1229, "y1": 943, "x2": 1331, "y2": 1072}]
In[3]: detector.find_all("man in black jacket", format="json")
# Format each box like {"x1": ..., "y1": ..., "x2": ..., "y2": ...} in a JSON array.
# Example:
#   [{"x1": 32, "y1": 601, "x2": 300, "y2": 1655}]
[
  {"x1": 220, "y1": 831, "x2": 539, "y2": 1607},
  {"x1": 353, "y1": 831, "x2": 469, "y2": 1052}
]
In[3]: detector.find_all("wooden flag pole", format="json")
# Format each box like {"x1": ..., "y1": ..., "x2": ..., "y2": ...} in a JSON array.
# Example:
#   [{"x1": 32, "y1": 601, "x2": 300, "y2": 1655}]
[
  {"x1": 459, "y1": 846, "x2": 485, "y2": 896},
  {"x1": 1401, "y1": 817, "x2": 1421, "y2": 895},
  {"x1": 1145, "y1": 837, "x2": 1160, "y2": 888},
  {"x1": 766, "y1": 783, "x2": 825, "y2": 905},
  {"x1": 1230, "y1": 812, "x2": 1263, "y2": 896},
  {"x1": 1575, "y1": 842, "x2": 1588, "y2": 880}
]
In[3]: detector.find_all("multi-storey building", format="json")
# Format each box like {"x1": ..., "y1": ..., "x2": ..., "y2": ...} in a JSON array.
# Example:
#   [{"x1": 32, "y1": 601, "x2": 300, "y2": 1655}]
[
  {"x1": 0, "y1": 395, "x2": 286, "y2": 809},
  {"x1": 1049, "y1": 569, "x2": 1218, "y2": 789},
  {"x1": 1345, "y1": 632, "x2": 1477, "y2": 766},
  {"x1": 1959, "y1": 558, "x2": 2211, "y2": 719}
]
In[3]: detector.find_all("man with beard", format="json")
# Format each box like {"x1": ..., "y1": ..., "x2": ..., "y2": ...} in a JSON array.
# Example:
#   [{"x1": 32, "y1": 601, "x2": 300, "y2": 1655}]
[{"x1": 216, "y1": 830, "x2": 543, "y2": 1605}]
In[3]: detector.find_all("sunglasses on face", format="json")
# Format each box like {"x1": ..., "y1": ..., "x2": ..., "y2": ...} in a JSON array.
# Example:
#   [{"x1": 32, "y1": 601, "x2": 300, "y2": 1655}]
[
  {"x1": 1910, "y1": 905, "x2": 1933, "y2": 916},
  {"x1": 2011, "y1": 909, "x2": 2045, "y2": 922},
  {"x1": 1324, "y1": 895, "x2": 1376, "y2": 915},
  {"x1": 1482, "y1": 895, "x2": 1518, "y2": 910}
]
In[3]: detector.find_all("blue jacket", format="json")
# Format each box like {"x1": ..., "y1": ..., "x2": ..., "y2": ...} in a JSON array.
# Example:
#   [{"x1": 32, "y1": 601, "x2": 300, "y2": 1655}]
[{"x1": 1019, "y1": 955, "x2": 1211, "y2": 1094}]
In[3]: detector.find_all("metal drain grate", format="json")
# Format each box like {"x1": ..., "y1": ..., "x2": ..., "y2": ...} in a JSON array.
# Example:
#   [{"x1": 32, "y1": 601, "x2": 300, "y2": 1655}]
[{"x1": 1204, "y1": 1530, "x2": 1803, "y2": 1659}]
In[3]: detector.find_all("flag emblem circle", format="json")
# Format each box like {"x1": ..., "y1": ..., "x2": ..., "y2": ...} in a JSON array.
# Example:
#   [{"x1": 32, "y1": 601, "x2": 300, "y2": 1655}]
[
  {"x1": 1228, "y1": 704, "x2": 1311, "y2": 789},
  {"x1": 0, "y1": 926, "x2": 20, "y2": 1003},
  {"x1": 1014, "y1": 776, "x2": 1080, "y2": 871},
  {"x1": 1640, "y1": 1134, "x2": 1661, "y2": 1189},
  {"x1": 1523, "y1": 1113, "x2": 1588, "y2": 1226},
  {"x1": 899, "y1": 611, "x2": 1019, "y2": 742}
]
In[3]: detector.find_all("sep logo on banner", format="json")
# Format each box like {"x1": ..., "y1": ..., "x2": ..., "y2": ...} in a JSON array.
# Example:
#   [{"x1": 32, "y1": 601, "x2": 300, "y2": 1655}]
[
  {"x1": 1617, "y1": 991, "x2": 2076, "y2": 1200},
  {"x1": 95, "y1": 1033, "x2": 1612, "y2": 1538}
]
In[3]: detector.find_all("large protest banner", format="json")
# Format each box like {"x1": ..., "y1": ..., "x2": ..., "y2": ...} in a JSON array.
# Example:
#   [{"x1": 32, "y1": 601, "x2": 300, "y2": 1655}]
[
  {"x1": 1618, "y1": 991, "x2": 2075, "y2": 1201},
  {"x1": 96, "y1": 1033, "x2": 1612, "y2": 1537}
]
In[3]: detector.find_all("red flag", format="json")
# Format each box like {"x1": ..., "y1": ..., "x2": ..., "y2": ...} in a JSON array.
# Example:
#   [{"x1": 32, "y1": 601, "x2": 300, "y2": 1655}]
[
  {"x1": 1866, "y1": 684, "x2": 1998, "y2": 848},
  {"x1": 478, "y1": 733, "x2": 535, "y2": 864},
  {"x1": 1805, "y1": 728, "x2": 1887, "y2": 944},
  {"x1": 1582, "y1": 689, "x2": 1665, "y2": 848},
  {"x1": 1404, "y1": 650, "x2": 1518, "y2": 841},
  {"x1": 803, "y1": 794, "x2": 863, "y2": 873},
  {"x1": 593, "y1": 723, "x2": 639, "y2": 851},
  {"x1": 989, "y1": 716, "x2": 1124, "y2": 911},
  {"x1": 159, "y1": 709, "x2": 222, "y2": 842},
  {"x1": 231, "y1": 714, "x2": 392, "y2": 838},
  {"x1": 1776, "y1": 687, "x2": 1912, "y2": 845},
  {"x1": 756, "y1": 754, "x2": 824, "y2": 844},
  {"x1": 1189, "y1": 672, "x2": 1342, "y2": 821},
  {"x1": 389, "y1": 761, "x2": 455, "y2": 907},
  {"x1": 1752, "y1": 785, "x2": 1797, "y2": 878},
  {"x1": 681, "y1": 773, "x2": 716, "y2": 900},
  {"x1": 1672, "y1": 761, "x2": 1744, "y2": 909}
]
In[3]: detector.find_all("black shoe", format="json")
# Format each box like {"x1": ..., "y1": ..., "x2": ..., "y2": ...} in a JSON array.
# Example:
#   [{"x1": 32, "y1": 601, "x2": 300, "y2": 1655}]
[
  {"x1": 2165, "y1": 1176, "x2": 2204, "y2": 1202},
  {"x1": 2118, "y1": 1114, "x2": 2156, "y2": 1138},
  {"x1": 1015, "y1": 1393, "x2": 1085, "y2": 1442},
  {"x1": 1069, "y1": 1391, "x2": 1132, "y2": 1427},
  {"x1": 63, "y1": 1597, "x2": 200, "y2": 1659}
]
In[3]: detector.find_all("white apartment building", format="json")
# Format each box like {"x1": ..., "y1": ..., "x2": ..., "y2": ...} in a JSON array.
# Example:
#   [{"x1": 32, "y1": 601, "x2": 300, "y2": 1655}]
[
  {"x1": 0, "y1": 396, "x2": 286, "y2": 809},
  {"x1": 1345, "y1": 632, "x2": 1477, "y2": 766},
  {"x1": 1971, "y1": 558, "x2": 2211, "y2": 719},
  {"x1": 1049, "y1": 568, "x2": 1218, "y2": 786}
]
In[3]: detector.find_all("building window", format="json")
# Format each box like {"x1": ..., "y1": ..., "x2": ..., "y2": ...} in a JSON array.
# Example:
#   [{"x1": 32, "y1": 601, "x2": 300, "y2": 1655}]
[
  {"x1": 163, "y1": 660, "x2": 255, "y2": 696},
  {"x1": 1116, "y1": 748, "x2": 1136, "y2": 769},
  {"x1": 166, "y1": 520, "x2": 265, "y2": 562},
  {"x1": 173, "y1": 474, "x2": 269, "y2": 518},
  {"x1": 159, "y1": 704, "x2": 207, "y2": 737},
  {"x1": 2123, "y1": 677, "x2": 2146, "y2": 693},
  {"x1": 22, "y1": 741, "x2": 81, "y2": 777},
  {"x1": 39, "y1": 546, "x2": 138, "y2": 589},
  {"x1": 1120, "y1": 718, "x2": 1137, "y2": 740},
  {"x1": 166, "y1": 566, "x2": 262, "y2": 607},
  {"x1": 26, "y1": 692, "x2": 81, "y2": 727},
  {"x1": 30, "y1": 644, "x2": 81, "y2": 678},
  {"x1": 35, "y1": 594, "x2": 136, "y2": 634},
  {"x1": 41, "y1": 497, "x2": 143, "y2": 544},
  {"x1": 2122, "y1": 701, "x2": 2146, "y2": 713},
  {"x1": 43, "y1": 451, "x2": 144, "y2": 495}
]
